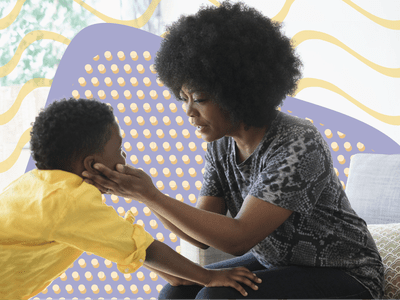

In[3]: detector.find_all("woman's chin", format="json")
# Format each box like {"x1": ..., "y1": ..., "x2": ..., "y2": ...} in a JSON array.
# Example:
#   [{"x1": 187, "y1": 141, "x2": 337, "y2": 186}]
[{"x1": 201, "y1": 133, "x2": 224, "y2": 143}]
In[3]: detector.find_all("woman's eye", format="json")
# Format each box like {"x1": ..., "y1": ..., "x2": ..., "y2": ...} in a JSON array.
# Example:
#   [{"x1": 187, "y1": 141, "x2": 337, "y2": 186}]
[
  {"x1": 194, "y1": 99, "x2": 207, "y2": 103},
  {"x1": 177, "y1": 97, "x2": 187, "y2": 102}
]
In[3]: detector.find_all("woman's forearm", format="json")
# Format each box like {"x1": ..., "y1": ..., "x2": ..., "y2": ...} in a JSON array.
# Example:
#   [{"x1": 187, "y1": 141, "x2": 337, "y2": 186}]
[
  {"x1": 144, "y1": 191, "x2": 246, "y2": 256},
  {"x1": 144, "y1": 263, "x2": 199, "y2": 286},
  {"x1": 82, "y1": 164, "x2": 248, "y2": 254},
  {"x1": 144, "y1": 240, "x2": 210, "y2": 285},
  {"x1": 151, "y1": 210, "x2": 209, "y2": 249}
]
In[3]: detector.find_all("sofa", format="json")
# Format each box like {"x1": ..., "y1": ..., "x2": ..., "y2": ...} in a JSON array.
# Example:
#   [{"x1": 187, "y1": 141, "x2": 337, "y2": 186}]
[
  {"x1": 181, "y1": 153, "x2": 400, "y2": 299},
  {"x1": 347, "y1": 153, "x2": 400, "y2": 299}
]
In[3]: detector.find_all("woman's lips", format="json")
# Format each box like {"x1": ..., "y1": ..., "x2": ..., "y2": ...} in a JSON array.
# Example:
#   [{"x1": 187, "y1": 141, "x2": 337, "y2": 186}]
[{"x1": 192, "y1": 124, "x2": 206, "y2": 132}]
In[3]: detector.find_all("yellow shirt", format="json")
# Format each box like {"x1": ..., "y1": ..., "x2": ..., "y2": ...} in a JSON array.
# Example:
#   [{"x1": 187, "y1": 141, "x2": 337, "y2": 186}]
[{"x1": 0, "y1": 169, "x2": 154, "y2": 299}]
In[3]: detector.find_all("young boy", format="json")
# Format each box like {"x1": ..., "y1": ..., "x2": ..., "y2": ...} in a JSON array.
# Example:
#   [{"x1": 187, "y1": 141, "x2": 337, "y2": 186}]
[{"x1": 0, "y1": 98, "x2": 260, "y2": 299}]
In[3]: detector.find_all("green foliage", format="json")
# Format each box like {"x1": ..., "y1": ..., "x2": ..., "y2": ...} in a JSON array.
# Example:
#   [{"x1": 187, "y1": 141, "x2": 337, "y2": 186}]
[{"x1": 0, "y1": 0, "x2": 92, "y2": 86}]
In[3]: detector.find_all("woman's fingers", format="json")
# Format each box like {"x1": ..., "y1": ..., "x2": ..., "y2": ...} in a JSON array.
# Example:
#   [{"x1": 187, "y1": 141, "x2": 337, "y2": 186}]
[
  {"x1": 230, "y1": 267, "x2": 261, "y2": 283},
  {"x1": 83, "y1": 178, "x2": 94, "y2": 186},
  {"x1": 116, "y1": 164, "x2": 144, "y2": 178},
  {"x1": 232, "y1": 275, "x2": 259, "y2": 291},
  {"x1": 93, "y1": 163, "x2": 143, "y2": 181},
  {"x1": 241, "y1": 269, "x2": 262, "y2": 284},
  {"x1": 82, "y1": 172, "x2": 117, "y2": 190},
  {"x1": 207, "y1": 267, "x2": 261, "y2": 297},
  {"x1": 231, "y1": 268, "x2": 260, "y2": 291},
  {"x1": 83, "y1": 163, "x2": 158, "y2": 201},
  {"x1": 83, "y1": 179, "x2": 108, "y2": 194},
  {"x1": 92, "y1": 163, "x2": 121, "y2": 181},
  {"x1": 224, "y1": 267, "x2": 262, "y2": 296},
  {"x1": 229, "y1": 281, "x2": 248, "y2": 297},
  {"x1": 84, "y1": 178, "x2": 105, "y2": 191}
]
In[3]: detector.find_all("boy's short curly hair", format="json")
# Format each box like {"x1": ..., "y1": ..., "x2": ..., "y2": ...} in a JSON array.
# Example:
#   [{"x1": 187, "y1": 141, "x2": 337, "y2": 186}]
[
  {"x1": 30, "y1": 98, "x2": 115, "y2": 171},
  {"x1": 155, "y1": 0, "x2": 302, "y2": 127}
]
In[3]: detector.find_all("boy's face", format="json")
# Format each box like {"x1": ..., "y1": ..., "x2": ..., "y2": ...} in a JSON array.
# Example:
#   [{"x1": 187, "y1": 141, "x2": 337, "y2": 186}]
[{"x1": 94, "y1": 122, "x2": 127, "y2": 170}]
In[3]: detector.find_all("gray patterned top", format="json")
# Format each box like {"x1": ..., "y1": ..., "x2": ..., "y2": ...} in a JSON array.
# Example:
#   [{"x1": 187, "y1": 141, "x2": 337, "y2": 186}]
[{"x1": 200, "y1": 111, "x2": 384, "y2": 299}]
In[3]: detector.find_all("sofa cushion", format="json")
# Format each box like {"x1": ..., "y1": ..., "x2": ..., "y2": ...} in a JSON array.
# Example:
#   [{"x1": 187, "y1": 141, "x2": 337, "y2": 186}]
[
  {"x1": 346, "y1": 154, "x2": 400, "y2": 224},
  {"x1": 368, "y1": 223, "x2": 400, "y2": 299}
]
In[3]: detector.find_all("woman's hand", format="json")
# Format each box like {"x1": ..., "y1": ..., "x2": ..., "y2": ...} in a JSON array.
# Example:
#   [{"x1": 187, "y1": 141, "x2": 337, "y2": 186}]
[
  {"x1": 82, "y1": 164, "x2": 159, "y2": 202},
  {"x1": 205, "y1": 267, "x2": 261, "y2": 297}
]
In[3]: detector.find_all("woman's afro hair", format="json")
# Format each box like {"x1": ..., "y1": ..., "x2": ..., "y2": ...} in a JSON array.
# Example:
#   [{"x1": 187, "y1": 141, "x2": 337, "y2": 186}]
[
  {"x1": 30, "y1": 98, "x2": 115, "y2": 171},
  {"x1": 155, "y1": 0, "x2": 302, "y2": 127}
]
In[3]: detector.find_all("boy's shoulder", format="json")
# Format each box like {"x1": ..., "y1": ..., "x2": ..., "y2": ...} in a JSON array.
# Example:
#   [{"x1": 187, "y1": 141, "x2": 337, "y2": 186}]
[
  {"x1": 2, "y1": 169, "x2": 96, "y2": 201},
  {"x1": 33, "y1": 169, "x2": 82, "y2": 185},
  {"x1": 35, "y1": 169, "x2": 100, "y2": 199}
]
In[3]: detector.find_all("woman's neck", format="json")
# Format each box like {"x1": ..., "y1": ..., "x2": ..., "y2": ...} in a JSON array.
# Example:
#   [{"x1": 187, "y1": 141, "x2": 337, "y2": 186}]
[{"x1": 231, "y1": 124, "x2": 268, "y2": 164}]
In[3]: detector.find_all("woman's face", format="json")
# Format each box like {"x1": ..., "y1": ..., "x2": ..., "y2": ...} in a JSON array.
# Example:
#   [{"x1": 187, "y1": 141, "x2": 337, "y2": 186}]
[{"x1": 179, "y1": 86, "x2": 238, "y2": 142}]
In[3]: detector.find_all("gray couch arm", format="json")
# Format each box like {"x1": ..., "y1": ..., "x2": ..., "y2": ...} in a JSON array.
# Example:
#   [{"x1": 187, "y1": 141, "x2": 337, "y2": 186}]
[
  {"x1": 179, "y1": 211, "x2": 236, "y2": 266},
  {"x1": 346, "y1": 153, "x2": 400, "y2": 224},
  {"x1": 180, "y1": 239, "x2": 236, "y2": 266}
]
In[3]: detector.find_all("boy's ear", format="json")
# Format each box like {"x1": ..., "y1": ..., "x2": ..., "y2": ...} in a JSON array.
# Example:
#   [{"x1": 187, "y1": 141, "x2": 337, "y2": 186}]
[{"x1": 83, "y1": 156, "x2": 100, "y2": 175}]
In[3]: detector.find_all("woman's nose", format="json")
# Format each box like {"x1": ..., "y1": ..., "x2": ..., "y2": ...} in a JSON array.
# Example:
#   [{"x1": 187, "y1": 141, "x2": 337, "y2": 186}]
[{"x1": 185, "y1": 101, "x2": 197, "y2": 117}]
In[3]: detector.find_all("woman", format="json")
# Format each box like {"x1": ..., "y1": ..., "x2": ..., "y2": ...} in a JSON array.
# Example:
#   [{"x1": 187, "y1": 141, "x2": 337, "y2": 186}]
[{"x1": 83, "y1": 1, "x2": 383, "y2": 298}]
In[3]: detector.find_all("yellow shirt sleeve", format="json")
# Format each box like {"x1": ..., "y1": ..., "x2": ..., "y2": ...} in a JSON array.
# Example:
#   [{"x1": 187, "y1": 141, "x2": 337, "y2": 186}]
[{"x1": 48, "y1": 182, "x2": 154, "y2": 273}]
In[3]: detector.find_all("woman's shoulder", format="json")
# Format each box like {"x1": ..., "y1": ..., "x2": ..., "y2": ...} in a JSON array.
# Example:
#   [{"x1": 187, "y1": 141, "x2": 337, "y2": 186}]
[
  {"x1": 277, "y1": 112, "x2": 319, "y2": 133},
  {"x1": 269, "y1": 112, "x2": 325, "y2": 145},
  {"x1": 259, "y1": 112, "x2": 332, "y2": 164}
]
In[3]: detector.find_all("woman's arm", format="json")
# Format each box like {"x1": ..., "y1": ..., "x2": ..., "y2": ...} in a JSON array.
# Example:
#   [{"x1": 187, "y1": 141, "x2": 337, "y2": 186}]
[
  {"x1": 83, "y1": 164, "x2": 292, "y2": 256},
  {"x1": 151, "y1": 210, "x2": 208, "y2": 249},
  {"x1": 84, "y1": 170, "x2": 226, "y2": 249},
  {"x1": 150, "y1": 195, "x2": 227, "y2": 249},
  {"x1": 50, "y1": 182, "x2": 260, "y2": 296},
  {"x1": 143, "y1": 188, "x2": 292, "y2": 256}
]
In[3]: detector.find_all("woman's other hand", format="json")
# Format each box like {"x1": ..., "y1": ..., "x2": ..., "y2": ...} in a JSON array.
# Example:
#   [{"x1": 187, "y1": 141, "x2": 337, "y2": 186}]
[
  {"x1": 82, "y1": 164, "x2": 159, "y2": 201},
  {"x1": 205, "y1": 267, "x2": 261, "y2": 297}
]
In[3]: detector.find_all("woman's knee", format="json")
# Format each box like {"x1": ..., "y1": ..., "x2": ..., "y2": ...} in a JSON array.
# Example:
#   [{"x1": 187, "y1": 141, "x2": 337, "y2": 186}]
[
  {"x1": 195, "y1": 286, "x2": 242, "y2": 299},
  {"x1": 158, "y1": 283, "x2": 180, "y2": 299},
  {"x1": 158, "y1": 283, "x2": 202, "y2": 299}
]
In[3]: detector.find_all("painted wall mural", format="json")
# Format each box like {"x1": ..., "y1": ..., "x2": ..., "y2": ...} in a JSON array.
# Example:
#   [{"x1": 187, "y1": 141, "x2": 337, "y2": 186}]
[{"x1": 0, "y1": 0, "x2": 399, "y2": 299}]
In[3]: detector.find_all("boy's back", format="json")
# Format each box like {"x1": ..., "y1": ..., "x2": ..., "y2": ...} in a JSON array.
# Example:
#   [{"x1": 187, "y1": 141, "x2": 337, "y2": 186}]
[{"x1": 0, "y1": 169, "x2": 152, "y2": 299}]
